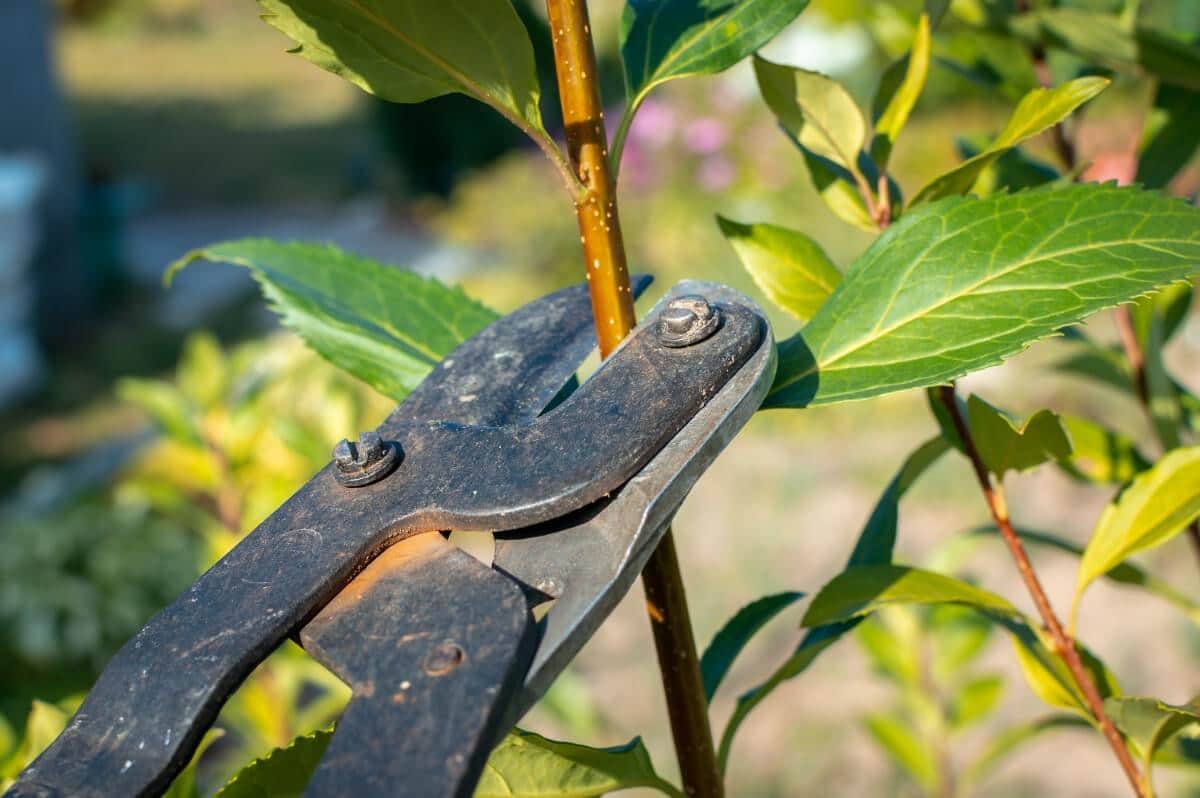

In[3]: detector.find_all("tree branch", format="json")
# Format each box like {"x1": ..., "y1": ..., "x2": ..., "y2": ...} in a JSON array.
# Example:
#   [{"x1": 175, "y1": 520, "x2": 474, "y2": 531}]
[{"x1": 935, "y1": 385, "x2": 1147, "y2": 798}]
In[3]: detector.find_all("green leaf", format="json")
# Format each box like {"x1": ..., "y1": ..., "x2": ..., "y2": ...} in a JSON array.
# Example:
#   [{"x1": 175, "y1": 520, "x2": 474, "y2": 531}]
[
  {"x1": 1132, "y1": 281, "x2": 1193, "y2": 345},
  {"x1": 966, "y1": 396, "x2": 1072, "y2": 478},
  {"x1": 1137, "y1": 83, "x2": 1200, "y2": 190},
  {"x1": 950, "y1": 674, "x2": 1006, "y2": 730},
  {"x1": 169, "y1": 240, "x2": 498, "y2": 400},
  {"x1": 1076, "y1": 446, "x2": 1200, "y2": 604},
  {"x1": 864, "y1": 712, "x2": 938, "y2": 792},
  {"x1": 767, "y1": 184, "x2": 1200, "y2": 408},
  {"x1": 176, "y1": 332, "x2": 228, "y2": 410},
  {"x1": 216, "y1": 727, "x2": 332, "y2": 798},
  {"x1": 1057, "y1": 414, "x2": 1150, "y2": 485},
  {"x1": 1010, "y1": 631, "x2": 1121, "y2": 717},
  {"x1": 800, "y1": 149, "x2": 878, "y2": 233},
  {"x1": 755, "y1": 56, "x2": 867, "y2": 174},
  {"x1": 1105, "y1": 696, "x2": 1200, "y2": 775},
  {"x1": 117, "y1": 378, "x2": 201, "y2": 445},
  {"x1": 476, "y1": 730, "x2": 681, "y2": 798},
  {"x1": 1050, "y1": 345, "x2": 1134, "y2": 395},
  {"x1": 716, "y1": 216, "x2": 841, "y2": 322},
  {"x1": 871, "y1": 13, "x2": 932, "y2": 169},
  {"x1": 934, "y1": 29, "x2": 1038, "y2": 102},
  {"x1": 961, "y1": 715, "x2": 1090, "y2": 789},
  {"x1": 163, "y1": 730, "x2": 225, "y2": 798},
  {"x1": 802, "y1": 565, "x2": 1019, "y2": 628},
  {"x1": 956, "y1": 138, "x2": 1061, "y2": 197},
  {"x1": 701, "y1": 591, "x2": 805, "y2": 701},
  {"x1": 0, "y1": 701, "x2": 68, "y2": 785},
  {"x1": 717, "y1": 437, "x2": 948, "y2": 770},
  {"x1": 910, "y1": 77, "x2": 1108, "y2": 206},
  {"x1": 619, "y1": 0, "x2": 810, "y2": 119},
  {"x1": 969, "y1": 525, "x2": 1200, "y2": 628},
  {"x1": 257, "y1": 0, "x2": 549, "y2": 140},
  {"x1": 857, "y1": 611, "x2": 920, "y2": 685}
]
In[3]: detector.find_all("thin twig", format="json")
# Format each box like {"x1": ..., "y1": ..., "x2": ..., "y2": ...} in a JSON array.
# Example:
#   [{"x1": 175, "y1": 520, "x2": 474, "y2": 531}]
[
  {"x1": 542, "y1": 2, "x2": 722, "y2": 795},
  {"x1": 935, "y1": 385, "x2": 1147, "y2": 798}
]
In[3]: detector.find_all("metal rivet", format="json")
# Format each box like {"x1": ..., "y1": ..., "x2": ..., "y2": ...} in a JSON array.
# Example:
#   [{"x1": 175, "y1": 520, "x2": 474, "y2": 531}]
[
  {"x1": 332, "y1": 431, "x2": 401, "y2": 487},
  {"x1": 423, "y1": 641, "x2": 465, "y2": 676},
  {"x1": 656, "y1": 295, "x2": 720, "y2": 348}
]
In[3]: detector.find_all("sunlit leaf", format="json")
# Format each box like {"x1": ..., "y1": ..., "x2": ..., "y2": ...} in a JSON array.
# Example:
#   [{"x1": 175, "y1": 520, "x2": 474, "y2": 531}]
[
  {"x1": 1105, "y1": 696, "x2": 1200, "y2": 776},
  {"x1": 957, "y1": 138, "x2": 1061, "y2": 197},
  {"x1": 169, "y1": 239, "x2": 498, "y2": 400},
  {"x1": 117, "y1": 378, "x2": 202, "y2": 445},
  {"x1": 0, "y1": 701, "x2": 68, "y2": 786},
  {"x1": 1076, "y1": 446, "x2": 1200, "y2": 605},
  {"x1": 950, "y1": 674, "x2": 1005, "y2": 729},
  {"x1": 476, "y1": 730, "x2": 680, "y2": 798},
  {"x1": 701, "y1": 591, "x2": 804, "y2": 701},
  {"x1": 799, "y1": 149, "x2": 878, "y2": 232},
  {"x1": 802, "y1": 565, "x2": 1019, "y2": 627},
  {"x1": 755, "y1": 56, "x2": 868, "y2": 174},
  {"x1": 910, "y1": 77, "x2": 1108, "y2": 205},
  {"x1": 1057, "y1": 414, "x2": 1150, "y2": 485},
  {"x1": 871, "y1": 13, "x2": 931, "y2": 169},
  {"x1": 257, "y1": 0, "x2": 551, "y2": 142},
  {"x1": 716, "y1": 216, "x2": 841, "y2": 322},
  {"x1": 216, "y1": 726, "x2": 331, "y2": 798},
  {"x1": 176, "y1": 332, "x2": 228, "y2": 410},
  {"x1": 857, "y1": 611, "x2": 920, "y2": 685},
  {"x1": 966, "y1": 396, "x2": 1072, "y2": 478},
  {"x1": 768, "y1": 184, "x2": 1200, "y2": 408},
  {"x1": 1010, "y1": 629, "x2": 1120, "y2": 718},
  {"x1": 163, "y1": 730, "x2": 225, "y2": 798},
  {"x1": 864, "y1": 711, "x2": 938, "y2": 792}
]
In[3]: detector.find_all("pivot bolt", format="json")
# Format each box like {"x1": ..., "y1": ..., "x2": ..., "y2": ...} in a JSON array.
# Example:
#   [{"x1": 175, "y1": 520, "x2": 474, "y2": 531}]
[
  {"x1": 332, "y1": 430, "x2": 400, "y2": 487},
  {"x1": 657, "y1": 295, "x2": 720, "y2": 348}
]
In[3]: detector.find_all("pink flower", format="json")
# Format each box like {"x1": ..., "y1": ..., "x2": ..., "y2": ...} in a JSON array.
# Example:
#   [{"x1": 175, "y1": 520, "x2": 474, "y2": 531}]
[
  {"x1": 627, "y1": 99, "x2": 677, "y2": 149},
  {"x1": 1083, "y1": 151, "x2": 1136, "y2": 186},
  {"x1": 696, "y1": 156, "x2": 735, "y2": 192},
  {"x1": 684, "y1": 117, "x2": 730, "y2": 155}
]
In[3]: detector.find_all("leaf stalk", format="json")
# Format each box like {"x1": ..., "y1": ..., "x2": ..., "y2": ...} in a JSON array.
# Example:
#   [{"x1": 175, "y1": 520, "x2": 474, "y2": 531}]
[{"x1": 935, "y1": 385, "x2": 1147, "y2": 798}]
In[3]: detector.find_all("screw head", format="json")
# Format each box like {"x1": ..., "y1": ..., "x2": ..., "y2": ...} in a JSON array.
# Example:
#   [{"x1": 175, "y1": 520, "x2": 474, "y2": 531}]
[
  {"x1": 422, "y1": 641, "x2": 465, "y2": 676},
  {"x1": 332, "y1": 431, "x2": 401, "y2": 487},
  {"x1": 657, "y1": 295, "x2": 720, "y2": 348}
]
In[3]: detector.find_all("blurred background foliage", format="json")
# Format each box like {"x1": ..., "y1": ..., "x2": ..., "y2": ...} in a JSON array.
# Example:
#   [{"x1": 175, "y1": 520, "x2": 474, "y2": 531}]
[{"x1": 1, "y1": 0, "x2": 1199, "y2": 795}]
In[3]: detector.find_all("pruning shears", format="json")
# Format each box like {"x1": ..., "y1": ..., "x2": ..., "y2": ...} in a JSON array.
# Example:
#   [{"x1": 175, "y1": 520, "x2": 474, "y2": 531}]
[{"x1": 8, "y1": 279, "x2": 775, "y2": 798}]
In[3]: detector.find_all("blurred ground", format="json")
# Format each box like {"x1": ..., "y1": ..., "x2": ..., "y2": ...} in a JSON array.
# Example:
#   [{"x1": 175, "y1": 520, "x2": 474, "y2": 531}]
[{"x1": 2, "y1": 2, "x2": 1199, "y2": 797}]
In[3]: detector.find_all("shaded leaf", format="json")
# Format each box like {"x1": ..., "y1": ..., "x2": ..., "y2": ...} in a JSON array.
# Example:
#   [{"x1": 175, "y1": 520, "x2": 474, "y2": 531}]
[
  {"x1": 1050, "y1": 345, "x2": 1133, "y2": 395},
  {"x1": 1010, "y1": 630, "x2": 1121, "y2": 717},
  {"x1": 768, "y1": 184, "x2": 1200, "y2": 408},
  {"x1": 163, "y1": 730, "x2": 225, "y2": 798},
  {"x1": 961, "y1": 715, "x2": 1090, "y2": 788},
  {"x1": 717, "y1": 216, "x2": 841, "y2": 322},
  {"x1": 755, "y1": 56, "x2": 867, "y2": 174},
  {"x1": 871, "y1": 12, "x2": 932, "y2": 169},
  {"x1": 950, "y1": 674, "x2": 1005, "y2": 729},
  {"x1": 1076, "y1": 446, "x2": 1200, "y2": 603},
  {"x1": 934, "y1": 29, "x2": 1038, "y2": 102},
  {"x1": 620, "y1": 0, "x2": 810, "y2": 119},
  {"x1": 1137, "y1": 83, "x2": 1200, "y2": 190},
  {"x1": 802, "y1": 565, "x2": 1019, "y2": 628},
  {"x1": 864, "y1": 712, "x2": 938, "y2": 792},
  {"x1": 717, "y1": 437, "x2": 948, "y2": 770},
  {"x1": 257, "y1": 0, "x2": 549, "y2": 140},
  {"x1": 966, "y1": 395, "x2": 1072, "y2": 478},
  {"x1": 1057, "y1": 414, "x2": 1150, "y2": 485},
  {"x1": 1131, "y1": 281, "x2": 1193, "y2": 346},
  {"x1": 476, "y1": 730, "x2": 680, "y2": 798},
  {"x1": 956, "y1": 138, "x2": 1060, "y2": 197},
  {"x1": 701, "y1": 591, "x2": 804, "y2": 701},
  {"x1": 799, "y1": 149, "x2": 877, "y2": 232},
  {"x1": 169, "y1": 240, "x2": 498, "y2": 400},
  {"x1": 910, "y1": 77, "x2": 1108, "y2": 205},
  {"x1": 1106, "y1": 696, "x2": 1200, "y2": 774}
]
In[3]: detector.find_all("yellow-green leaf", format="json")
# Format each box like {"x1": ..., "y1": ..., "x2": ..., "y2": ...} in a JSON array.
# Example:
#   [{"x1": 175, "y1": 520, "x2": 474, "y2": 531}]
[
  {"x1": 800, "y1": 150, "x2": 878, "y2": 232},
  {"x1": 716, "y1": 216, "x2": 841, "y2": 322},
  {"x1": 871, "y1": 12, "x2": 932, "y2": 169},
  {"x1": 802, "y1": 565, "x2": 1020, "y2": 627},
  {"x1": 1076, "y1": 446, "x2": 1200, "y2": 603},
  {"x1": 1057, "y1": 415, "x2": 1150, "y2": 485},
  {"x1": 475, "y1": 730, "x2": 680, "y2": 798},
  {"x1": 966, "y1": 395, "x2": 1072, "y2": 478},
  {"x1": 0, "y1": 701, "x2": 69, "y2": 787},
  {"x1": 755, "y1": 56, "x2": 868, "y2": 174},
  {"x1": 864, "y1": 712, "x2": 938, "y2": 792},
  {"x1": 910, "y1": 77, "x2": 1108, "y2": 205},
  {"x1": 1011, "y1": 631, "x2": 1121, "y2": 718}
]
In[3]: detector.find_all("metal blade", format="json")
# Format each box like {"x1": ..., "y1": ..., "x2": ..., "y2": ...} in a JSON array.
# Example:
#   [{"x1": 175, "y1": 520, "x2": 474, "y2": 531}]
[
  {"x1": 390, "y1": 275, "x2": 651, "y2": 427},
  {"x1": 492, "y1": 282, "x2": 777, "y2": 719}
]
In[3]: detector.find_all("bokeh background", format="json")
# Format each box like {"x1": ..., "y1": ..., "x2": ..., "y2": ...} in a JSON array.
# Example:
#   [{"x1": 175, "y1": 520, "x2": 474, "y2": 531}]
[{"x1": 1, "y1": 0, "x2": 1199, "y2": 795}]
